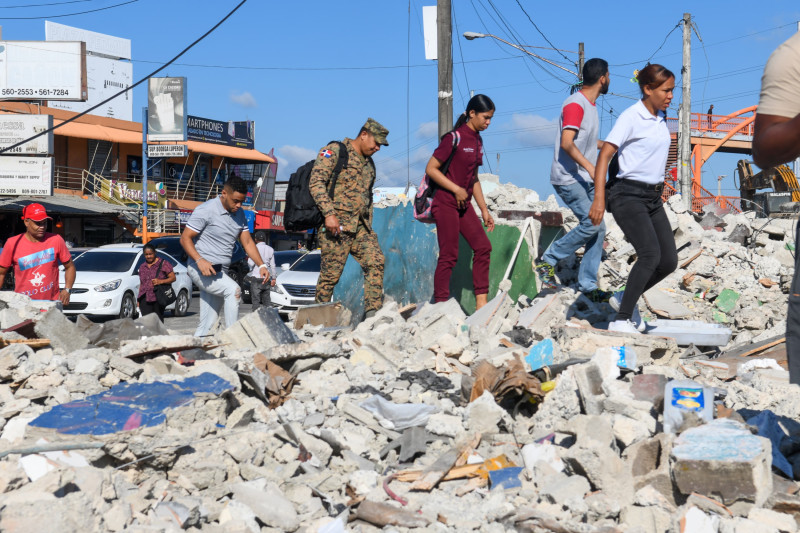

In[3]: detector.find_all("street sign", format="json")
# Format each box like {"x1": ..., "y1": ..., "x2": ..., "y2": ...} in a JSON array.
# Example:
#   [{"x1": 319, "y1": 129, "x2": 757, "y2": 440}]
[
  {"x1": 0, "y1": 115, "x2": 53, "y2": 155},
  {"x1": 0, "y1": 156, "x2": 53, "y2": 196},
  {"x1": 147, "y1": 144, "x2": 187, "y2": 158}
]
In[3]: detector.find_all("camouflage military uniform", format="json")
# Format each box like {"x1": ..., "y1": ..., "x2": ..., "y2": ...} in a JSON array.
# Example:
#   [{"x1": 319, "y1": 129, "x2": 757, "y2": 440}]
[{"x1": 310, "y1": 137, "x2": 384, "y2": 311}]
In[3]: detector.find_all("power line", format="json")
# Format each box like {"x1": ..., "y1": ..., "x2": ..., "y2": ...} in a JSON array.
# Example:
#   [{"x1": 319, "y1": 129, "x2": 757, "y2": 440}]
[
  {"x1": 512, "y1": 0, "x2": 573, "y2": 64},
  {"x1": 0, "y1": 0, "x2": 92, "y2": 8},
  {"x1": 609, "y1": 21, "x2": 682, "y2": 67},
  {"x1": 0, "y1": 0, "x2": 249, "y2": 154},
  {"x1": 0, "y1": 0, "x2": 137, "y2": 19}
]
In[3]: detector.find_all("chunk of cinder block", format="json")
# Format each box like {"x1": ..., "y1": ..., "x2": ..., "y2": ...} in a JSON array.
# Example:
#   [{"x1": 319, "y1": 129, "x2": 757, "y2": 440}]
[
  {"x1": 220, "y1": 307, "x2": 297, "y2": 351},
  {"x1": 671, "y1": 418, "x2": 773, "y2": 516}
]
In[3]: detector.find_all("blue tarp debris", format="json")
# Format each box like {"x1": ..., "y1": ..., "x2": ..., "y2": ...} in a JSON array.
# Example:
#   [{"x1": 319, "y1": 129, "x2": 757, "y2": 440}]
[{"x1": 30, "y1": 373, "x2": 233, "y2": 435}]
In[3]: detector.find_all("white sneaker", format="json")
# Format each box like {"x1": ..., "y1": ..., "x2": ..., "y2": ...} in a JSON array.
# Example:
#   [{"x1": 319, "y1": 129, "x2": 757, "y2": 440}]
[
  {"x1": 609, "y1": 291, "x2": 645, "y2": 331},
  {"x1": 608, "y1": 319, "x2": 641, "y2": 335}
]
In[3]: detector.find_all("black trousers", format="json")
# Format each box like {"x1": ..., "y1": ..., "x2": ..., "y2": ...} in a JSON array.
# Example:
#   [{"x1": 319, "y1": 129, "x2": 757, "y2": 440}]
[
  {"x1": 248, "y1": 276, "x2": 271, "y2": 312},
  {"x1": 138, "y1": 295, "x2": 165, "y2": 321},
  {"x1": 788, "y1": 223, "x2": 800, "y2": 384},
  {"x1": 608, "y1": 180, "x2": 678, "y2": 321}
]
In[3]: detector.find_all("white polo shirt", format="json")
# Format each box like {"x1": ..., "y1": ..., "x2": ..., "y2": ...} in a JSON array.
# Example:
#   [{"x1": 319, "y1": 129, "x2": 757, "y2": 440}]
[{"x1": 604, "y1": 100, "x2": 671, "y2": 185}]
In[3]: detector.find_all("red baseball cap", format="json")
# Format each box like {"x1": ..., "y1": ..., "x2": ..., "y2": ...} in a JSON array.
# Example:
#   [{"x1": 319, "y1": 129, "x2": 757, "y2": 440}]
[{"x1": 21, "y1": 203, "x2": 51, "y2": 222}]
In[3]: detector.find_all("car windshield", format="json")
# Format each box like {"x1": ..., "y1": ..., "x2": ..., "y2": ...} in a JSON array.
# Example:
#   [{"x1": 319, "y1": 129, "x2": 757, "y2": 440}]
[
  {"x1": 73, "y1": 251, "x2": 137, "y2": 272},
  {"x1": 292, "y1": 253, "x2": 320, "y2": 272}
]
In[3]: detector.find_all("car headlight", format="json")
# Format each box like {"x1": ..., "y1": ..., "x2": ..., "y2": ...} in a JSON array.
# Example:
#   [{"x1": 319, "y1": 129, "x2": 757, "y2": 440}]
[{"x1": 94, "y1": 279, "x2": 122, "y2": 292}]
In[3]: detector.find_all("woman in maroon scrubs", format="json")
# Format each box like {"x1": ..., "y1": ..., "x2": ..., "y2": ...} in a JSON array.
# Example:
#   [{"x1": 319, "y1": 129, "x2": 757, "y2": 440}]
[{"x1": 425, "y1": 94, "x2": 496, "y2": 310}]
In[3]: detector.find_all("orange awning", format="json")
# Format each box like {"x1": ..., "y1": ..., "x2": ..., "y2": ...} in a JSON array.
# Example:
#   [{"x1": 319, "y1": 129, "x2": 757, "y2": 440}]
[
  {"x1": 54, "y1": 119, "x2": 141, "y2": 144},
  {"x1": 51, "y1": 120, "x2": 275, "y2": 163},
  {"x1": 185, "y1": 140, "x2": 274, "y2": 163}
]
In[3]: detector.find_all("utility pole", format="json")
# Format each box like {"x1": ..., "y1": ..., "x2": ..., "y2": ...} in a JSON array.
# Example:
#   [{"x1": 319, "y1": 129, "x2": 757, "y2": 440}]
[
  {"x1": 437, "y1": 0, "x2": 452, "y2": 139},
  {"x1": 578, "y1": 42, "x2": 584, "y2": 83},
  {"x1": 678, "y1": 12, "x2": 692, "y2": 210}
]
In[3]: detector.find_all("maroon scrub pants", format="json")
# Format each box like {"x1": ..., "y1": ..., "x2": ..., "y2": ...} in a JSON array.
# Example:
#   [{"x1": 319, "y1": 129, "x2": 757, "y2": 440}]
[{"x1": 432, "y1": 196, "x2": 492, "y2": 302}]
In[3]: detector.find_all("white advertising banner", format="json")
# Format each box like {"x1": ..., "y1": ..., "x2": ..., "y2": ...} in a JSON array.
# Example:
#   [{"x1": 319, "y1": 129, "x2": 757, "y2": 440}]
[
  {"x1": 147, "y1": 144, "x2": 188, "y2": 158},
  {"x1": 0, "y1": 156, "x2": 53, "y2": 196},
  {"x1": 0, "y1": 41, "x2": 87, "y2": 101},
  {"x1": 45, "y1": 22, "x2": 132, "y2": 120},
  {"x1": 45, "y1": 21, "x2": 131, "y2": 60},
  {"x1": 0, "y1": 115, "x2": 53, "y2": 155},
  {"x1": 47, "y1": 56, "x2": 132, "y2": 121},
  {"x1": 147, "y1": 77, "x2": 187, "y2": 142}
]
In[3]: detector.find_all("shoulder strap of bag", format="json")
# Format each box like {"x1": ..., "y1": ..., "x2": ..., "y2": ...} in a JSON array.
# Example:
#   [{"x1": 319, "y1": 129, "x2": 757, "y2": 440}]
[
  {"x1": 440, "y1": 131, "x2": 461, "y2": 176},
  {"x1": 156, "y1": 257, "x2": 166, "y2": 278},
  {"x1": 326, "y1": 141, "x2": 348, "y2": 200}
]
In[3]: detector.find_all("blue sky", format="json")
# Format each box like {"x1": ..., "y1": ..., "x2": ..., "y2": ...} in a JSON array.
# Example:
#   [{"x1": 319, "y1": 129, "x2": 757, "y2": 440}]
[{"x1": 4, "y1": 0, "x2": 800, "y2": 198}]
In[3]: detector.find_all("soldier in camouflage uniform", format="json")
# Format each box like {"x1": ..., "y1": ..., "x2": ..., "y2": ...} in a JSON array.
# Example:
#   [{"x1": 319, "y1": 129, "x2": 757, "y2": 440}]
[{"x1": 309, "y1": 118, "x2": 389, "y2": 318}]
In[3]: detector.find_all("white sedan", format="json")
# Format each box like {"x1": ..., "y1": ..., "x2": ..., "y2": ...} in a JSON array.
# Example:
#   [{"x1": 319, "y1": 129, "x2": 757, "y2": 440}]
[
  {"x1": 59, "y1": 245, "x2": 192, "y2": 318},
  {"x1": 270, "y1": 250, "x2": 320, "y2": 314}
]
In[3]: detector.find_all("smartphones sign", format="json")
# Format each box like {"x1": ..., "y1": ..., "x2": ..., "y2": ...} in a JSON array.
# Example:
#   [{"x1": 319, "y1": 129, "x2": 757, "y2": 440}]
[
  {"x1": 0, "y1": 41, "x2": 87, "y2": 101},
  {"x1": 187, "y1": 115, "x2": 254, "y2": 149},
  {"x1": 147, "y1": 77, "x2": 187, "y2": 142}
]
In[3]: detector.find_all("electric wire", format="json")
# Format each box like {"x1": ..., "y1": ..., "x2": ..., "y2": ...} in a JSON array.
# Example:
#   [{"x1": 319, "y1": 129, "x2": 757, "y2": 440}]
[
  {"x1": 0, "y1": 0, "x2": 137, "y2": 19},
  {"x1": 0, "y1": 0, "x2": 249, "y2": 155},
  {"x1": 0, "y1": 0, "x2": 92, "y2": 8},
  {"x1": 406, "y1": 0, "x2": 411, "y2": 191},
  {"x1": 512, "y1": 0, "x2": 573, "y2": 64},
  {"x1": 609, "y1": 22, "x2": 682, "y2": 67}
]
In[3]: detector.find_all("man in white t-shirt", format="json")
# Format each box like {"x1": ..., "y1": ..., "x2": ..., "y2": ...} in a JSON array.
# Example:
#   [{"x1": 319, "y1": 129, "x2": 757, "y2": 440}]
[
  {"x1": 753, "y1": 31, "x2": 800, "y2": 384},
  {"x1": 535, "y1": 58, "x2": 612, "y2": 302}
]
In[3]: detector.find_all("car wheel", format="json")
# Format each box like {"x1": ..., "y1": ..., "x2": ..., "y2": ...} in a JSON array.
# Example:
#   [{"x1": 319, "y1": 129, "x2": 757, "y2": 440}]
[
  {"x1": 119, "y1": 292, "x2": 136, "y2": 319},
  {"x1": 173, "y1": 289, "x2": 189, "y2": 317}
]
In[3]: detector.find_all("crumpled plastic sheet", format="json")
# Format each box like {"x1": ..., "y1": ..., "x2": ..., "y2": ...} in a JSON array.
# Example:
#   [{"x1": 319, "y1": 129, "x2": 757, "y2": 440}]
[
  {"x1": 746, "y1": 409, "x2": 793, "y2": 478},
  {"x1": 359, "y1": 394, "x2": 439, "y2": 431},
  {"x1": 29, "y1": 373, "x2": 234, "y2": 435}
]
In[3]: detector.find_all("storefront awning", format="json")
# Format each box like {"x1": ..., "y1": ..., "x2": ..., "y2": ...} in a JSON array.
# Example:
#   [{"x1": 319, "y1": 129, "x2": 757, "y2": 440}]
[
  {"x1": 50, "y1": 120, "x2": 275, "y2": 163},
  {"x1": 54, "y1": 119, "x2": 141, "y2": 144},
  {"x1": 184, "y1": 141, "x2": 275, "y2": 163},
  {"x1": 0, "y1": 194, "x2": 121, "y2": 216}
]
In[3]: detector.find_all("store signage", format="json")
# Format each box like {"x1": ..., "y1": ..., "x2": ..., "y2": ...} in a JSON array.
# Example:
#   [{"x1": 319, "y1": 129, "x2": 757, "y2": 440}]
[
  {"x1": 0, "y1": 41, "x2": 87, "y2": 101},
  {"x1": 147, "y1": 77, "x2": 186, "y2": 142},
  {"x1": 187, "y1": 115, "x2": 254, "y2": 149},
  {"x1": 102, "y1": 179, "x2": 167, "y2": 208},
  {"x1": 254, "y1": 210, "x2": 285, "y2": 231},
  {"x1": 0, "y1": 156, "x2": 53, "y2": 196},
  {"x1": 0, "y1": 115, "x2": 53, "y2": 155},
  {"x1": 147, "y1": 144, "x2": 188, "y2": 158}
]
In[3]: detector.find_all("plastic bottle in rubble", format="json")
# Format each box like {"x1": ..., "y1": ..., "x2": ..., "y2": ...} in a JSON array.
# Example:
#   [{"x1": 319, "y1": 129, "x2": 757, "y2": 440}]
[{"x1": 663, "y1": 379, "x2": 714, "y2": 433}]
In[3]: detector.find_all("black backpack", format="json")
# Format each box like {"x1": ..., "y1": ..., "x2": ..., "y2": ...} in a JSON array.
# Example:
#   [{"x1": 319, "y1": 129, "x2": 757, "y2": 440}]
[{"x1": 284, "y1": 141, "x2": 348, "y2": 232}]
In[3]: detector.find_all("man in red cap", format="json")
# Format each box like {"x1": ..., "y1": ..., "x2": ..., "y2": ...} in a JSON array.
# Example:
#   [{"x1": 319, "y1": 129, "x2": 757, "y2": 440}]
[{"x1": 0, "y1": 203, "x2": 75, "y2": 306}]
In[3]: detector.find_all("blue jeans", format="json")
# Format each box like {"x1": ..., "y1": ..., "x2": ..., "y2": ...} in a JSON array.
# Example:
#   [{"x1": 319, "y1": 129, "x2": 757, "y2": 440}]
[
  {"x1": 188, "y1": 263, "x2": 241, "y2": 336},
  {"x1": 541, "y1": 181, "x2": 606, "y2": 293}
]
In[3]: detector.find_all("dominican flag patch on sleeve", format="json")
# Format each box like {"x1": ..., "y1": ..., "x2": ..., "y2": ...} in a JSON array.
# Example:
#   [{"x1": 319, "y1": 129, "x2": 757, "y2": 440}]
[{"x1": 320, "y1": 149, "x2": 333, "y2": 158}]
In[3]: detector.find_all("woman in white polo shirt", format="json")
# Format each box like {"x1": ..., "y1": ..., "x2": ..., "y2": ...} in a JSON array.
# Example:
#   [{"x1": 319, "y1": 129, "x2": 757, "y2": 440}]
[{"x1": 589, "y1": 64, "x2": 677, "y2": 334}]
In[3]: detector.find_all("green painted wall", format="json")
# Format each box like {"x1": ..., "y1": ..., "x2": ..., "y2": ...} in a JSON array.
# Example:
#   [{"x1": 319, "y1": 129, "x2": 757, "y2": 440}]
[{"x1": 332, "y1": 203, "x2": 562, "y2": 317}]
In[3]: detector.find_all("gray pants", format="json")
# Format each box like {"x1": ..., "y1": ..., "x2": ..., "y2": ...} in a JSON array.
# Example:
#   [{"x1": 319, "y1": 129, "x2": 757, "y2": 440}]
[
  {"x1": 248, "y1": 276, "x2": 271, "y2": 312},
  {"x1": 188, "y1": 263, "x2": 241, "y2": 336}
]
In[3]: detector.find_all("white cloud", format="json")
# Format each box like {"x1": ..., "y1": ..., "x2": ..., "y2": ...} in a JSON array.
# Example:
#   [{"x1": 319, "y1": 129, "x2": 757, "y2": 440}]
[
  {"x1": 415, "y1": 121, "x2": 438, "y2": 140},
  {"x1": 275, "y1": 145, "x2": 317, "y2": 180},
  {"x1": 509, "y1": 113, "x2": 558, "y2": 147},
  {"x1": 230, "y1": 91, "x2": 257, "y2": 108}
]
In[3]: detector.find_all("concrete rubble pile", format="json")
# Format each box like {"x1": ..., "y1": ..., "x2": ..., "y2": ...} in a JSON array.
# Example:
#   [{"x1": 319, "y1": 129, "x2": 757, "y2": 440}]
[{"x1": 1, "y1": 185, "x2": 800, "y2": 532}]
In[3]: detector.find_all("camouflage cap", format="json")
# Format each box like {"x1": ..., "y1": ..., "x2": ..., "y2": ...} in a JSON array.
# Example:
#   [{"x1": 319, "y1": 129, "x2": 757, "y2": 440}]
[{"x1": 363, "y1": 118, "x2": 389, "y2": 146}]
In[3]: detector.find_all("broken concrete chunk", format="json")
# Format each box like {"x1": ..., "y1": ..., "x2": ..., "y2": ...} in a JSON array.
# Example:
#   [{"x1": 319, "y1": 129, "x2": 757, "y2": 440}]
[
  {"x1": 219, "y1": 307, "x2": 298, "y2": 352},
  {"x1": 671, "y1": 418, "x2": 773, "y2": 515},
  {"x1": 32, "y1": 308, "x2": 89, "y2": 353}
]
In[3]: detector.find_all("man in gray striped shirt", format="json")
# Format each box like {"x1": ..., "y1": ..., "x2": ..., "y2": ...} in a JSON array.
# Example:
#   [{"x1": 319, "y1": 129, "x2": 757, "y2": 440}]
[{"x1": 536, "y1": 58, "x2": 612, "y2": 303}]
